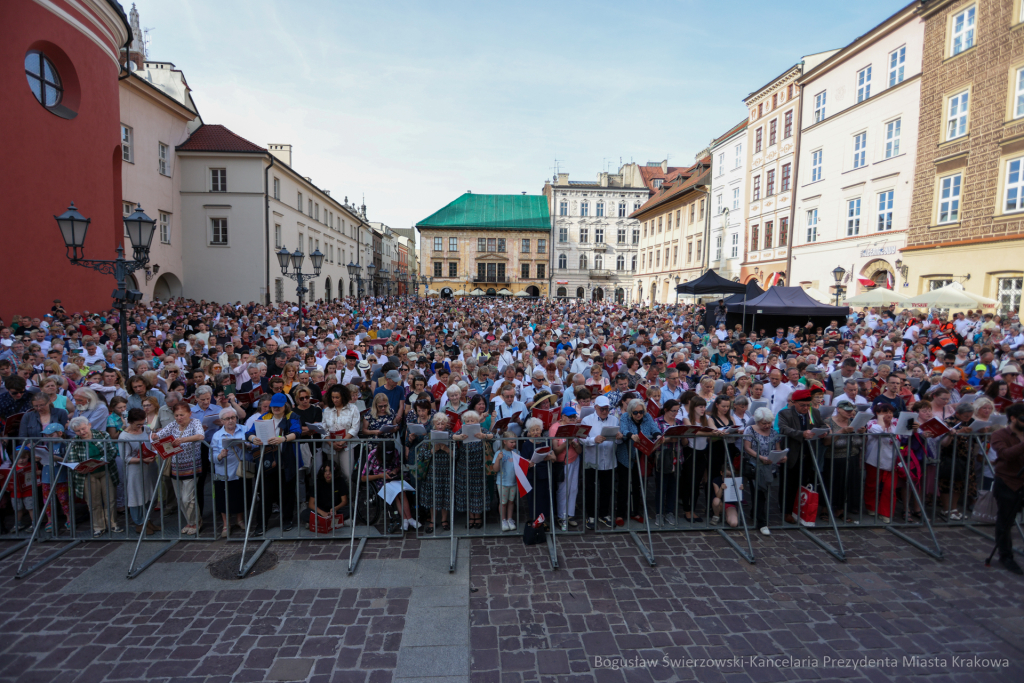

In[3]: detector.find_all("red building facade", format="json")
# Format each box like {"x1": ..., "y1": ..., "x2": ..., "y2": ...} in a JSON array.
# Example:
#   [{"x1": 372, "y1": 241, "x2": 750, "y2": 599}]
[{"x1": 0, "y1": 0, "x2": 131, "y2": 321}]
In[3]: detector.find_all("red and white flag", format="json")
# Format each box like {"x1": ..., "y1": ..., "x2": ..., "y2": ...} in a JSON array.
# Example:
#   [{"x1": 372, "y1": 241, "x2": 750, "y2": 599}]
[
  {"x1": 513, "y1": 456, "x2": 532, "y2": 498},
  {"x1": 886, "y1": 272, "x2": 895, "y2": 290}
]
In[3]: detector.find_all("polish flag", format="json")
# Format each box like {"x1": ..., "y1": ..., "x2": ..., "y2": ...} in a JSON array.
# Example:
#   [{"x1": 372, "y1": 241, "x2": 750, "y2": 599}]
[
  {"x1": 886, "y1": 272, "x2": 895, "y2": 290},
  {"x1": 513, "y1": 456, "x2": 532, "y2": 498},
  {"x1": 857, "y1": 277, "x2": 876, "y2": 287}
]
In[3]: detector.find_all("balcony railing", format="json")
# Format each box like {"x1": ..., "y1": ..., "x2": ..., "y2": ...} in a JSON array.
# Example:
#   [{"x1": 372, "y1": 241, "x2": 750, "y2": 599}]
[
  {"x1": 588, "y1": 269, "x2": 613, "y2": 278},
  {"x1": 473, "y1": 275, "x2": 510, "y2": 283}
]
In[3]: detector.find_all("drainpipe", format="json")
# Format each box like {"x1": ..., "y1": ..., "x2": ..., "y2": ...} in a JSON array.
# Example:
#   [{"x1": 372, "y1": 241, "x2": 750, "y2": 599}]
[
  {"x1": 784, "y1": 80, "x2": 805, "y2": 286},
  {"x1": 264, "y1": 153, "x2": 275, "y2": 304}
]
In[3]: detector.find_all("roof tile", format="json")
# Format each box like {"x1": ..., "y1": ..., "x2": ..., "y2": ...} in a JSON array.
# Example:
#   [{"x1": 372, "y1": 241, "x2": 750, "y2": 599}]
[{"x1": 176, "y1": 124, "x2": 266, "y2": 153}]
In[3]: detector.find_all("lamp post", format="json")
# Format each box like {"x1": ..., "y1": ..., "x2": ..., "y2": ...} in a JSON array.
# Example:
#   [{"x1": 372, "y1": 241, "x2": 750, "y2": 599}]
[
  {"x1": 366, "y1": 262, "x2": 376, "y2": 297},
  {"x1": 832, "y1": 265, "x2": 847, "y2": 307},
  {"x1": 346, "y1": 261, "x2": 363, "y2": 300},
  {"x1": 277, "y1": 245, "x2": 323, "y2": 332},
  {"x1": 55, "y1": 202, "x2": 155, "y2": 382}
]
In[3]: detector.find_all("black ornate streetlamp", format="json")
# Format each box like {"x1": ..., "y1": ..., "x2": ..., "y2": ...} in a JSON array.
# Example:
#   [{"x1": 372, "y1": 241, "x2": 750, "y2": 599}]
[
  {"x1": 832, "y1": 265, "x2": 847, "y2": 307},
  {"x1": 347, "y1": 261, "x2": 363, "y2": 299},
  {"x1": 56, "y1": 202, "x2": 155, "y2": 381},
  {"x1": 277, "y1": 245, "x2": 323, "y2": 330}
]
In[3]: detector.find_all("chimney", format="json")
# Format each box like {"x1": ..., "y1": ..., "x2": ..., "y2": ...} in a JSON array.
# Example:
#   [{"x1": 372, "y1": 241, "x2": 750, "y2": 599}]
[
  {"x1": 127, "y1": 3, "x2": 146, "y2": 71},
  {"x1": 661, "y1": 160, "x2": 668, "y2": 173},
  {"x1": 268, "y1": 144, "x2": 292, "y2": 166}
]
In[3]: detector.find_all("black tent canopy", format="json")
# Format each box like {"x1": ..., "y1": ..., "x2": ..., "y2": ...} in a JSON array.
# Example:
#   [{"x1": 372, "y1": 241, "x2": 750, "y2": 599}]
[
  {"x1": 726, "y1": 286, "x2": 849, "y2": 317},
  {"x1": 703, "y1": 280, "x2": 764, "y2": 331},
  {"x1": 676, "y1": 270, "x2": 747, "y2": 296}
]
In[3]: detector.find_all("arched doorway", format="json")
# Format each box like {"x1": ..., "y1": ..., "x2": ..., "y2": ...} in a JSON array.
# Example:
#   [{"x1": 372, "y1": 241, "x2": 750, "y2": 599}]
[
  {"x1": 615, "y1": 288, "x2": 624, "y2": 303},
  {"x1": 152, "y1": 272, "x2": 182, "y2": 301},
  {"x1": 440, "y1": 288, "x2": 453, "y2": 298},
  {"x1": 324, "y1": 277, "x2": 332, "y2": 301},
  {"x1": 576, "y1": 287, "x2": 585, "y2": 298},
  {"x1": 556, "y1": 287, "x2": 566, "y2": 297},
  {"x1": 486, "y1": 288, "x2": 496, "y2": 296},
  {"x1": 860, "y1": 259, "x2": 895, "y2": 291},
  {"x1": 637, "y1": 284, "x2": 643, "y2": 301},
  {"x1": 526, "y1": 286, "x2": 540, "y2": 297},
  {"x1": 592, "y1": 287, "x2": 604, "y2": 301},
  {"x1": 349, "y1": 280, "x2": 355, "y2": 297}
]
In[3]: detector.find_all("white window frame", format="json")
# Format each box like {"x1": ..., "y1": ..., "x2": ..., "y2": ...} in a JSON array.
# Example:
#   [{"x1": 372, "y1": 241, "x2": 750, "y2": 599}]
[
  {"x1": 617, "y1": 227, "x2": 626, "y2": 244},
  {"x1": 946, "y1": 90, "x2": 969, "y2": 140},
  {"x1": 558, "y1": 227, "x2": 568, "y2": 243},
  {"x1": 1015, "y1": 67, "x2": 1024, "y2": 120},
  {"x1": 120, "y1": 124, "x2": 133, "y2": 162},
  {"x1": 717, "y1": 153, "x2": 725, "y2": 176},
  {"x1": 159, "y1": 211, "x2": 170, "y2": 244},
  {"x1": 210, "y1": 217, "x2": 228, "y2": 245},
  {"x1": 885, "y1": 119, "x2": 901, "y2": 159},
  {"x1": 273, "y1": 177, "x2": 280, "y2": 200},
  {"x1": 1005, "y1": 156, "x2": 1024, "y2": 214},
  {"x1": 580, "y1": 201, "x2": 589, "y2": 217},
  {"x1": 734, "y1": 143, "x2": 742, "y2": 168},
  {"x1": 806, "y1": 209, "x2": 818, "y2": 243},
  {"x1": 998, "y1": 277, "x2": 1023, "y2": 315},
  {"x1": 811, "y1": 150, "x2": 823, "y2": 182},
  {"x1": 579, "y1": 228, "x2": 589, "y2": 243},
  {"x1": 731, "y1": 188, "x2": 739, "y2": 210},
  {"x1": 938, "y1": 173, "x2": 962, "y2": 224},
  {"x1": 275, "y1": 223, "x2": 281, "y2": 248},
  {"x1": 559, "y1": 200, "x2": 567, "y2": 216},
  {"x1": 857, "y1": 66, "x2": 872, "y2": 102},
  {"x1": 853, "y1": 133, "x2": 867, "y2": 169},
  {"x1": 814, "y1": 91, "x2": 826, "y2": 122},
  {"x1": 714, "y1": 235, "x2": 722, "y2": 261},
  {"x1": 433, "y1": 237, "x2": 442, "y2": 252},
  {"x1": 158, "y1": 143, "x2": 169, "y2": 176},
  {"x1": 558, "y1": 253, "x2": 567, "y2": 269},
  {"x1": 951, "y1": 6, "x2": 976, "y2": 56},
  {"x1": 449, "y1": 237, "x2": 458, "y2": 251},
  {"x1": 595, "y1": 227, "x2": 604, "y2": 243},
  {"x1": 888, "y1": 47, "x2": 906, "y2": 87},
  {"x1": 596, "y1": 201, "x2": 605, "y2": 217},
  {"x1": 730, "y1": 233, "x2": 739, "y2": 259},
  {"x1": 846, "y1": 198, "x2": 861, "y2": 236},
  {"x1": 877, "y1": 190, "x2": 894, "y2": 231},
  {"x1": 210, "y1": 168, "x2": 226, "y2": 192}
]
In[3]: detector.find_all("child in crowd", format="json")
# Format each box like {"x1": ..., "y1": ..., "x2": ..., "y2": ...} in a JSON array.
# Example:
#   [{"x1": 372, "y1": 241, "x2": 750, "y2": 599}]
[
  {"x1": 490, "y1": 431, "x2": 519, "y2": 532},
  {"x1": 710, "y1": 462, "x2": 742, "y2": 528}
]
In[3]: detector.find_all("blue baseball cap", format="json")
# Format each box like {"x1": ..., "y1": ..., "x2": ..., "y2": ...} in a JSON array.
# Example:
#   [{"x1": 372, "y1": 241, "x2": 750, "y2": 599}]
[
  {"x1": 269, "y1": 393, "x2": 288, "y2": 408},
  {"x1": 561, "y1": 406, "x2": 578, "y2": 416}
]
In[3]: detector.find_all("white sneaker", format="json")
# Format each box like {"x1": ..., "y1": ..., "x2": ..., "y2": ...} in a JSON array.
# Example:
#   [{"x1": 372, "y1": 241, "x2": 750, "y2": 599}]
[
  {"x1": 760, "y1": 526, "x2": 771, "y2": 536},
  {"x1": 508, "y1": 519, "x2": 517, "y2": 531},
  {"x1": 711, "y1": 515, "x2": 721, "y2": 525},
  {"x1": 501, "y1": 519, "x2": 510, "y2": 532},
  {"x1": 401, "y1": 519, "x2": 409, "y2": 531},
  {"x1": 665, "y1": 513, "x2": 676, "y2": 526},
  {"x1": 653, "y1": 514, "x2": 662, "y2": 527},
  {"x1": 407, "y1": 519, "x2": 419, "y2": 529}
]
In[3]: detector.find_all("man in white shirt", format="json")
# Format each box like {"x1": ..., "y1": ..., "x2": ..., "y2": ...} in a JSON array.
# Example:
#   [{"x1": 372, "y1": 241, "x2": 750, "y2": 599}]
[
  {"x1": 762, "y1": 368, "x2": 797, "y2": 414},
  {"x1": 581, "y1": 396, "x2": 621, "y2": 529},
  {"x1": 340, "y1": 352, "x2": 362, "y2": 385}
]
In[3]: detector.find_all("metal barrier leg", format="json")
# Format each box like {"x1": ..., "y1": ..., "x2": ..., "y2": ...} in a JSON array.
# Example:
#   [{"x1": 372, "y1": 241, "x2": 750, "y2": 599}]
[
  {"x1": 717, "y1": 446, "x2": 755, "y2": 565},
  {"x1": 449, "y1": 443, "x2": 457, "y2": 573},
  {"x1": 800, "y1": 447, "x2": 846, "y2": 562},
  {"x1": 625, "y1": 444, "x2": 655, "y2": 566},
  {"x1": 545, "y1": 460, "x2": 558, "y2": 570},
  {"x1": 14, "y1": 475, "x2": 71, "y2": 577},
  {"x1": 239, "y1": 447, "x2": 272, "y2": 578},
  {"x1": 127, "y1": 458, "x2": 178, "y2": 579},
  {"x1": 885, "y1": 439, "x2": 943, "y2": 561},
  {"x1": 347, "y1": 453, "x2": 366, "y2": 575},
  {"x1": 964, "y1": 518, "x2": 1024, "y2": 558}
]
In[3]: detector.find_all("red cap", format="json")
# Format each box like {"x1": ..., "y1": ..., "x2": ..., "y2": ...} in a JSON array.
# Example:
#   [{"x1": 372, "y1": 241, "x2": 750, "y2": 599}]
[
  {"x1": 791, "y1": 389, "x2": 813, "y2": 402},
  {"x1": 346, "y1": 351, "x2": 359, "y2": 359}
]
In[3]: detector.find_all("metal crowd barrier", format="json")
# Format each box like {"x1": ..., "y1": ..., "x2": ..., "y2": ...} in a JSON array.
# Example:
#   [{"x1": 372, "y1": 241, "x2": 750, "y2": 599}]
[{"x1": 4, "y1": 426, "x2": 1023, "y2": 579}]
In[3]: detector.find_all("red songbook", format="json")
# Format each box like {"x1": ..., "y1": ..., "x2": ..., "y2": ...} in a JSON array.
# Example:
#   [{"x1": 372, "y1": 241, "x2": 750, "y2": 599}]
[
  {"x1": 236, "y1": 386, "x2": 263, "y2": 404},
  {"x1": 868, "y1": 385, "x2": 881, "y2": 401},
  {"x1": 150, "y1": 434, "x2": 183, "y2": 459},
  {"x1": 3, "y1": 413, "x2": 24, "y2": 437},
  {"x1": 431, "y1": 382, "x2": 447, "y2": 401},
  {"x1": 329, "y1": 429, "x2": 347, "y2": 440},
  {"x1": 634, "y1": 432, "x2": 662, "y2": 458},
  {"x1": 955, "y1": 379, "x2": 969, "y2": 393},
  {"x1": 646, "y1": 398, "x2": 661, "y2": 419},
  {"x1": 635, "y1": 384, "x2": 648, "y2": 400},
  {"x1": 553, "y1": 424, "x2": 576, "y2": 438},
  {"x1": 315, "y1": 381, "x2": 326, "y2": 391},
  {"x1": 61, "y1": 459, "x2": 108, "y2": 476},
  {"x1": 993, "y1": 396, "x2": 1014, "y2": 413},
  {"x1": 572, "y1": 425, "x2": 591, "y2": 438},
  {"x1": 662, "y1": 425, "x2": 705, "y2": 437},
  {"x1": 445, "y1": 410, "x2": 463, "y2": 434},
  {"x1": 1, "y1": 465, "x2": 34, "y2": 497},
  {"x1": 493, "y1": 416, "x2": 513, "y2": 433},
  {"x1": 532, "y1": 407, "x2": 558, "y2": 431},
  {"x1": 917, "y1": 417, "x2": 950, "y2": 438},
  {"x1": 1010, "y1": 383, "x2": 1024, "y2": 401}
]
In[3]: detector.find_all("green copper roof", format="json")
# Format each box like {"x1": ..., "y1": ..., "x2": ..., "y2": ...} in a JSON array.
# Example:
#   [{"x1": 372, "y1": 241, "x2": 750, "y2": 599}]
[{"x1": 417, "y1": 193, "x2": 551, "y2": 231}]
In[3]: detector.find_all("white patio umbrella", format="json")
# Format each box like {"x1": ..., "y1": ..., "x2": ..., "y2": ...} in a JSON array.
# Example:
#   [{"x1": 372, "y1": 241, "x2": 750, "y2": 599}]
[
  {"x1": 514, "y1": 290, "x2": 531, "y2": 297},
  {"x1": 802, "y1": 286, "x2": 833, "y2": 304},
  {"x1": 842, "y1": 288, "x2": 909, "y2": 306},
  {"x1": 425, "y1": 289, "x2": 439, "y2": 296},
  {"x1": 905, "y1": 283, "x2": 978, "y2": 309},
  {"x1": 496, "y1": 288, "x2": 512, "y2": 296},
  {"x1": 470, "y1": 289, "x2": 485, "y2": 296},
  {"x1": 452, "y1": 289, "x2": 467, "y2": 296}
]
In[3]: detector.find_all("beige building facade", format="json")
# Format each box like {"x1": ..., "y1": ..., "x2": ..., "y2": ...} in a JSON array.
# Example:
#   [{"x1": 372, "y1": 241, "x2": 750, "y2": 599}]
[{"x1": 901, "y1": 0, "x2": 1024, "y2": 315}]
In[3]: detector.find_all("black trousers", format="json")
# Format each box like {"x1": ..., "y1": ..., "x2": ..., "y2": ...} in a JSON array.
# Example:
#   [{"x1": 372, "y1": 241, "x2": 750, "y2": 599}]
[
  {"x1": 780, "y1": 454, "x2": 814, "y2": 517},
  {"x1": 821, "y1": 457, "x2": 861, "y2": 516},
  {"x1": 994, "y1": 478, "x2": 1022, "y2": 561},
  {"x1": 584, "y1": 468, "x2": 612, "y2": 519},
  {"x1": 261, "y1": 467, "x2": 297, "y2": 526},
  {"x1": 196, "y1": 443, "x2": 210, "y2": 518},
  {"x1": 679, "y1": 449, "x2": 708, "y2": 515},
  {"x1": 614, "y1": 461, "x2": 644, "y2": 519}
]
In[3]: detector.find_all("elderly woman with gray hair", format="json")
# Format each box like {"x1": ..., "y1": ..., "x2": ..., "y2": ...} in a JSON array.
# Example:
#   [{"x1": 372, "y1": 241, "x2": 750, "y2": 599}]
[
  {"x1": 742, "y1": 407, "x2": 782, "y2": 536},
  {"x1": 617, "y1": 398, "x2": 661, "y2": 525},
  {"x1": 209, "y1": 407, "x2": 247, "y2": 538},
  {"x1": 65, "y1": 415, "x2": 122, "y2": 536},
  {"x1": 73, "y1": 387, "x2": 110, "y2": 432}
]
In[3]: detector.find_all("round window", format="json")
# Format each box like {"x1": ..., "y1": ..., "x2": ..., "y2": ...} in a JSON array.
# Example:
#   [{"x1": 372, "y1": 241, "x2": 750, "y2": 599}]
[{"x1": 25, "y1": 51, "x2": 63, "y2": 109}]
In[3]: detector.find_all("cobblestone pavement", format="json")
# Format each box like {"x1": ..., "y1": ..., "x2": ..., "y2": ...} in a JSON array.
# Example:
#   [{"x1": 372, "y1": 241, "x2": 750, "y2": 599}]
[{"x1": 0, "y1": 526, "x2": 1022, "y2": 683}]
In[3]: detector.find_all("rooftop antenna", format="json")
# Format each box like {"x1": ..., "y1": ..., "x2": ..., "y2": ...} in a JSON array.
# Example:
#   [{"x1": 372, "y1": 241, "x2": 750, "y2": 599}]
[{"x1": 551, "y1": 158, "x2": 562, "y2": 181}]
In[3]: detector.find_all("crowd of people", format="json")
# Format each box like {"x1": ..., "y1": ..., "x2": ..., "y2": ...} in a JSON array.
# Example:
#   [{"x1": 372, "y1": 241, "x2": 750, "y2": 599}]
[{"x1": 1, "y1": 292, "x2": 1023, "y2": 575}]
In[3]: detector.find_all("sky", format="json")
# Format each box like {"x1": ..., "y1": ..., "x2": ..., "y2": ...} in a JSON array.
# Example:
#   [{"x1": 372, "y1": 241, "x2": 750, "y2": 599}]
[{"x1": 135, "y1": 0, "x2": 905, "y2": 242}]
